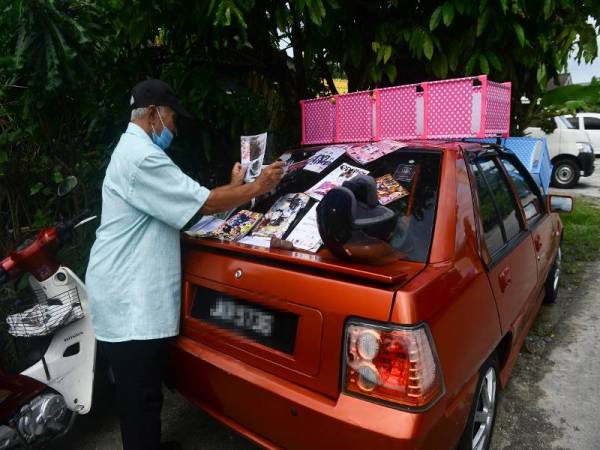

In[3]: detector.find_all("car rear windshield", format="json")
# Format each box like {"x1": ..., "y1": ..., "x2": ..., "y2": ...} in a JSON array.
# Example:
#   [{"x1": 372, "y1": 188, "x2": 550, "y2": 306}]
[{"x1": 252, "y1": 147, "x2": 442, "y2": 263}]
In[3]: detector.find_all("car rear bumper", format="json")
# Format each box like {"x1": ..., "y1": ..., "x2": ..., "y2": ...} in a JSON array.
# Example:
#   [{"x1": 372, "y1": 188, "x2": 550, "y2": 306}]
[
  {"x1": 171, "y1": 336, "x2": 468, "y2": 450},
  {"x1": 578, "y1": 152, "x2": 595, "y2": 176}
]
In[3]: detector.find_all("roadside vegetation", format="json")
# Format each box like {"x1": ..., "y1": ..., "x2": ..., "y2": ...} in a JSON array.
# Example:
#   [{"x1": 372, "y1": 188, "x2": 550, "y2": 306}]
[{"x1": 560, "y1": 196, "x2": 600, "y2": 283}]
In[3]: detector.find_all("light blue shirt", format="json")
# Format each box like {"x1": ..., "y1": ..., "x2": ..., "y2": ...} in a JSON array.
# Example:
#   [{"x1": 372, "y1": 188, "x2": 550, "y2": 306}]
[{"x1": 86, "y1": 123, "x2": 209, "y2": 342}]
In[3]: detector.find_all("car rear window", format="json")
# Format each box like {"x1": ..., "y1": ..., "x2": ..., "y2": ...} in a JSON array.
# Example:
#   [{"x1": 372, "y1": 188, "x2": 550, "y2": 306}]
[{"x1": 252, "y1": 148, "x2": 442, "y2": 263}]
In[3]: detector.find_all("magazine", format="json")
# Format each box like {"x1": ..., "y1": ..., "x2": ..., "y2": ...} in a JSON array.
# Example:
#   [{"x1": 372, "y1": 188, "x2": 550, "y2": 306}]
[
  {"x1": 305, "y1": 163, "x2": 369, "y2": 201},
  {"x1": 376, "y1": 174, "x2": 410, "y2": 205},
  {"x1": 185, "y1": 215, "x2": 225, "y2": 237},
  {"x1": 212, "y1": 210, "x2": 263, "y2": 241},
  {"x1": 286, "y1": 204, "x2": 322, "y2": 253},
  {"x1": 303, "y1": 145, "x2": 348, "y2": 173},
  {"x1": 346, "y1": 140, "x2": 407, "y2": 165},
  {"x1": 252, "y1": 193, "x2": 310, "y2": 239},
  {"x1": 241, "y1": 133, "x2": 267, "y2": 183}
]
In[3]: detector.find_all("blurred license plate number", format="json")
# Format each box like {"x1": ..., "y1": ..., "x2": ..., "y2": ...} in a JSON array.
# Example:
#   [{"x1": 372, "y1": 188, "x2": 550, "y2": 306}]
[{"x1": 210, "y1": 298, "x2": 274, "y2": 337}]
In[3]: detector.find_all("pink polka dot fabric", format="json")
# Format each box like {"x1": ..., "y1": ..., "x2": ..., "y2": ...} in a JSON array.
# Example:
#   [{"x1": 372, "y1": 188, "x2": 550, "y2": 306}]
[
  {"x1": 375, "y1": 85, "x2": 419, "y2": 140},
  {"x1": 485, "y1": 81, "x2": 511, "y2": 137},
  {"x1": 301, "y1": 97, "x2": 336, "y2": 145},
  {"x1": 425, "y1": 78, "x2": 474, "y2": 138},
  {"x1": 299, "y1": 76, "x2": 511, "y2": 145},
  {"x1": 336, "y1": 91, "x2": 373, "y2": 142}
]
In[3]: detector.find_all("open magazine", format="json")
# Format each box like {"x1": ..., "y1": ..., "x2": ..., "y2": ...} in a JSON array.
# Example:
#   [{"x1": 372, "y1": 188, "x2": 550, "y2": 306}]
[
  {"x1": 241, "y1": 133, "x2": 267, "y2": 183},
  {"x1": 252, "y1": 193, "x2": 310, "y2": 239},
  {"x1": 346, "y1": 140, "x2": 407, "y2": 165},
  {"x1": 376, "y1": 174, "x2": 410, "y2": 205},
  {"x1": 303, "y1": 145, "x2": 348, "y2": 173},
  {"x1": 305, "y1": 163, "x2": 369, "y2": 201},
  {"x1": 286, "y1": 203, "x2": 322, "y2": 253}
]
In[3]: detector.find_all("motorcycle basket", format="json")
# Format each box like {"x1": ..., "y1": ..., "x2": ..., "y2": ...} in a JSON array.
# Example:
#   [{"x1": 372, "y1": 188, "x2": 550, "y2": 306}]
[{"x1": 1, "y1": 287, "x2": 84, "y2": 338}]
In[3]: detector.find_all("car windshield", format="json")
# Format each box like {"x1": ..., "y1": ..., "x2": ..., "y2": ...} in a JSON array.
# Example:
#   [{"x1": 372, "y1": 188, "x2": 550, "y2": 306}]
[
  {"x1": 558, "y1": 116, "x2": 576, "y2": 129},
  {"x1": 253, "y1": 147, "x2": 442, "y2": 263}
]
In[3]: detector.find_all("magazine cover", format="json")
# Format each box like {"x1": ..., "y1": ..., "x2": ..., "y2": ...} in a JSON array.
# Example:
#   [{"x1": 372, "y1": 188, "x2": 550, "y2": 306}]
[
  {"x1": 213, "y1": 210, "x2": 263, "y2": 241},
  {"x1": 286, "y1": 204, "x2": 322, "y2": 253},
  {"x1": 376, "y1": 174, "x2": 410, "y2": 205},
  {"x1": 185, "y1": 215, "x2": 225, "y2": 237},
  {"x1": 241, "y1": 132, "x2": 267, "y2": 183},
  {"x1": 393, "y1": 163, "x2": 417, "y2": 184},
  {"x1": 346, "y1": 140, "x2": 407, "y2": 165},
  {"x1": 252, "y1": 193, "x2": 310, "y2": 238},
  {"x1": 305, "y1": 163, "x2": 369, "y2": 201},
  {"x1": 303, "y1": 145, "x2": 348, "y2": 173}
]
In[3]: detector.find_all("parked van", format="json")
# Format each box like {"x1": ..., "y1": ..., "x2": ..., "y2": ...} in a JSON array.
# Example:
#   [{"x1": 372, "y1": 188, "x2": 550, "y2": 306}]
[
  {"x1": 173, "y1": 141, "x2": 571, "y2": 450},
  {"x1": 566, "y1": 112, "x2": 600, "y2": 155},
  {"x1": 525, "y1": 116, "x2": 595, "y2": 188}
]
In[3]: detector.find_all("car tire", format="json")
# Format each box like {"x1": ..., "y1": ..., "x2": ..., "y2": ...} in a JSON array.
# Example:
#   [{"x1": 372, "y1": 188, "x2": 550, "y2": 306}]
[
  {"x1": 543, "y1": 247, "x2": 562, "y2": 304},
  {"x1": 551, "y1": 159, "x2": 580, "y2": 188},
  {"x1": 457, "y1": 355, "x2": 500, "y2": 450}
]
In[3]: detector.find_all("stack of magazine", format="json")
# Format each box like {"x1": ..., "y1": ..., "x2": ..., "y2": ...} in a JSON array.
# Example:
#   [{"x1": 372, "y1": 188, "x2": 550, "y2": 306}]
[{"x1": 187, "y1": 138, "x2": 411, "y2": 253}]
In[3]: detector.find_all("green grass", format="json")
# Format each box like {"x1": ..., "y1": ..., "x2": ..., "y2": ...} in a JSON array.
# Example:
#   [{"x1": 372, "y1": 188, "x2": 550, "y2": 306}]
[{"x1": 560, "y1": 197, "x2": 600, "y2": 276}]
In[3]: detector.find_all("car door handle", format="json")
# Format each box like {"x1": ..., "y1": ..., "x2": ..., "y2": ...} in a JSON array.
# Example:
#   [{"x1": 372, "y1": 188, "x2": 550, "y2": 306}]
[
  {"x1": 534, "y1": 235, "x2": 543, "y2": 252},
  {"x1": 498, "y1": 267, "x2": 512, "y2": 293}
]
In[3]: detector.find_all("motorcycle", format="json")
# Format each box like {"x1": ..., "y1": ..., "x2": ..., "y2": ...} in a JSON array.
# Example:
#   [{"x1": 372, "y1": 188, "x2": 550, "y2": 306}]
[{"x1": 0, "y1": 177, "x2": 96, "y2": 449}]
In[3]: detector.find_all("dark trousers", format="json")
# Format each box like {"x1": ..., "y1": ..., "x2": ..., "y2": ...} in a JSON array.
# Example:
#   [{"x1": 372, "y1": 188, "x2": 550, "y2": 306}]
[{"x1": 98, "y1": 338, "x2": 172, "y2": 450}]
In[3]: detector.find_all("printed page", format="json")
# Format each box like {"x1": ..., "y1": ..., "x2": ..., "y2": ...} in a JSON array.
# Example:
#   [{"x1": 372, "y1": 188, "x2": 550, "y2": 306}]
[
  {"x1": 286, "y1": 203, "x2": 322, "y2": 253},
  {"x1": 212, "y1": 210, "x2": 263, "y2": 241},
  {"x1": 303, "y1": 145, "x2": 348, "y2": 173},
  {"x1": 346, "y1": 140, "x2": 407, "y2": 165},
  {"x1": 305, "y1": 162, "x2": 369, "y2": 201},
  {"x1": 252, "y1": 193, "x2": 311, "y2": 238},
  {"x1": 241, "y1": 133, "x2": 267, "y2": 183},
  {"x1": 376, "y1": 174, "x2": 410, "y2": 205}
]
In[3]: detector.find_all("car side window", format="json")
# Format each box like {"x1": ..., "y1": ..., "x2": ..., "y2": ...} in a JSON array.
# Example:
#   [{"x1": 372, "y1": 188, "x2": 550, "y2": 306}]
[
  {"x1": 470, "y1": 157, "x2": 523, "y2": 256},
  {"x1": 583, "y1": 117, "x2": 600, "y2": 130},
  {"x1": 567, "y1": 117, "x2": 579, "y2": 128},
  {"x1": 500, "y1": 157, "x2": 543, "y2": 223}
]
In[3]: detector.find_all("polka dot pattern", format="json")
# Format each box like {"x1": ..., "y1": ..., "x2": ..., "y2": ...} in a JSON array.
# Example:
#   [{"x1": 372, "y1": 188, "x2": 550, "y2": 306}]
[
  {"x1": 376, "y1": 85, "x2": 418, "y2": 140},
  {"x1": 302, "y1": 97, "x2": 336, "y2": 145},
  {"x1": 336, "y1": 91, "x2": 373, "y2": 142},
  {"x1": 485, "y1": 81, "x2": 511, "y2": 136},
  {"x1": 426, "y1": 78, "x2": 473, "y2": 138}
]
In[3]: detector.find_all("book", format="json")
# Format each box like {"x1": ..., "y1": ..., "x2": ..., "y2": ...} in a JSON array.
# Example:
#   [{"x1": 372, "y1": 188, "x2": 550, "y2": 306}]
[
  {"x1": 252, "y1": 193, "x2": 310, "y2": 239},
  {"x1": 286, "y1": 204, "x2": 322, "y2": 253},
  {"x1": 346, "y1": 140, "x2": 407, "y2": 165},
  {"x1": 241, "y1": 133, "x2": 267, "y2": 183},
  {"x1": 305, "y1": 163, "x2": 369, "y2": 201},
  {"x1": 212, "y1": 210, "x2": 263, "y2": 241},
  {"x1": 393, "y1": 163, "x2": 417, "y2": 184},
  {"x1": 303, "y1": 145, "x2": 348, "y2": 173},
  {"x1": 376, "y1": 174, "x2": 410, "y2": 205}
]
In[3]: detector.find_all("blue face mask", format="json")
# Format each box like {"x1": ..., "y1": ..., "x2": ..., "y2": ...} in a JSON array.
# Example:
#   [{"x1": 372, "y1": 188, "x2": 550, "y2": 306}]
[{"x1": 151, "y1": 109, "x2": 174, "y2": 150}]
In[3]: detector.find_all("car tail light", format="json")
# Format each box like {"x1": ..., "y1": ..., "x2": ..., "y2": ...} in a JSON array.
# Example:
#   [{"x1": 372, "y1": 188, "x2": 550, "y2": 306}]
[{"x1": 343, "y1": 321, "x2": 443, "y2": 409}]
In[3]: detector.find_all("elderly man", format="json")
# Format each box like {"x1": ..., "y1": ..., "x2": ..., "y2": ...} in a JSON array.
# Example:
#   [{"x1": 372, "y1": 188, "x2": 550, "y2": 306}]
[{"x1": 86, "y1": 79, "x2": 283, "y2": 450}]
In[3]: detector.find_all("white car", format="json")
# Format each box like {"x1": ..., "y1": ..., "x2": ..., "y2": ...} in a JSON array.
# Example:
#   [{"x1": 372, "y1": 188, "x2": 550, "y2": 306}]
[
  {"x1": 566, "y1": 112, "x2": 600, "y2": 155},
  {"x1": 525, "y1": 116, "x2": 595, "y2": 188}
]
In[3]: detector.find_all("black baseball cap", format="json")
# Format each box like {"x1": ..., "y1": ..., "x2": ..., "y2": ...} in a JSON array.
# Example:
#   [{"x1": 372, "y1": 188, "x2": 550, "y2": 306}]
[{"x1": 130, "y1": 79, "x2": 192, "y2": 118}]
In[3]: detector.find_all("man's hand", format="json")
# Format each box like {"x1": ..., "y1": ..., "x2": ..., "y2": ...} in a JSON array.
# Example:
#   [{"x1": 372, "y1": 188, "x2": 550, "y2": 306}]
[
  {"x1": 230, "y1": 162, "x2": 246, "y2": 186},
  {"x1": 255, "y1": 161, "x2": 284, "y2": 194}
]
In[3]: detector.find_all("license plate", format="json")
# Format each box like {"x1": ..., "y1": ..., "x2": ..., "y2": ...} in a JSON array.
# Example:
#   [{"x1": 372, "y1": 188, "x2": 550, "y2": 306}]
[{"x1": 191, "y1": 286, "x2": 298, "y2": 354}]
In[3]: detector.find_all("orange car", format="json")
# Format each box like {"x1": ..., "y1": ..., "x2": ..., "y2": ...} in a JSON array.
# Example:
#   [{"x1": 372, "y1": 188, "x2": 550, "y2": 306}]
[{"x1": 173, "y1": 141, "x2": 571, "y2": 450}]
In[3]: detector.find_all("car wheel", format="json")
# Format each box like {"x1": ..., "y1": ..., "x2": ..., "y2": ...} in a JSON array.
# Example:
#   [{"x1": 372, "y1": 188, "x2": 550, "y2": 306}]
[
  {"x1": 544, "y1": 247, "x2": 561, "y2": 304},
  {"x1": 551, "y1": 159, "x2": 580, "y2": 188},
  {"x1": 458, "y1": 355, "x2": 499, "y2": 450}
]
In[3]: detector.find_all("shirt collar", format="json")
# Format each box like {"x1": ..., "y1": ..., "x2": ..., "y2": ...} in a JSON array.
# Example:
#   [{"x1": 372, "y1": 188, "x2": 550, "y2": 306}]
[{"x1": 125, "y1": 122, "x2": 153, "y2": 143}]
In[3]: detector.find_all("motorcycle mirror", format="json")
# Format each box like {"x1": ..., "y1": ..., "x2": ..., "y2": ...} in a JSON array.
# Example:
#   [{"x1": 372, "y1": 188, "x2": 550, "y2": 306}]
[{"x1": 57, "y1": 176, "x2": 79, "y2": 197}]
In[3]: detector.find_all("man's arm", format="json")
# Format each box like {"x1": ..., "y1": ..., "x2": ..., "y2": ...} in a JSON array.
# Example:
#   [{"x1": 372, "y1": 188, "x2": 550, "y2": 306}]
[{"x1": 199, "y1": 161, "x2": 284, "y2": 215}]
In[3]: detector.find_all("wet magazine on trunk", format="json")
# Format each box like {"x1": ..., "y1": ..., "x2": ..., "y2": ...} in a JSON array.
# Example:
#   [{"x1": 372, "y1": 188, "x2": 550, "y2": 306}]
[
  {"x1": 252, "y1": 193, "x2": 311, "y2": 239},
  {"x1": 305, "y1": 163, "x2": 369, "y2": 201}
]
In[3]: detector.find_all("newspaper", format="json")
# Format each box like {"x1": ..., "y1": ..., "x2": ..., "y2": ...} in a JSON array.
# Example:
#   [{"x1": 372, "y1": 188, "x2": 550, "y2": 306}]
[
  {"x1": 346, "y1": 140, "x2": 407, "y2": 165},
  {"x1": 376, "y1": 174, "x2": 410, "y2": 205},
  {"x1": 305, "y1": 163, "x2": 369, "y2": 201},
  {"x1": 252, "y1": 193, "x2": 310, "y2": 239},
  {"x1": 286, "y1": 204, "x2": 322, "y2": 253},
  {"x1": 241, "y1": 133, "x2": 267, "y2": 183},
  {"x1": 303, "y1": 145, "x2": 348, "y2": 173}
]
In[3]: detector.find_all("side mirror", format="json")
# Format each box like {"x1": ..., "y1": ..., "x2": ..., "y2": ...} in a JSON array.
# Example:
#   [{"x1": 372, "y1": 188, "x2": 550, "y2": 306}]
[
  {"x1": 547, "y1": 194, "x2": 573, "y2": 213},
  {"x1": 57, "y1": 176, "x2": 79, "y2": 197}
]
